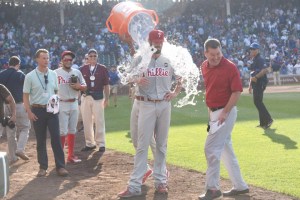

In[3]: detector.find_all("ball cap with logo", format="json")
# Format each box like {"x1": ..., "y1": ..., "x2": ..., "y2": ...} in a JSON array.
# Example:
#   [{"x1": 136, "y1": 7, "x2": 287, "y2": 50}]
[
  {"x1": 149, "y1": 29, "x2": 164, "y2": 44},
  {"x1": 61, "y1": 51, "x2": 75, "y2": 59}
]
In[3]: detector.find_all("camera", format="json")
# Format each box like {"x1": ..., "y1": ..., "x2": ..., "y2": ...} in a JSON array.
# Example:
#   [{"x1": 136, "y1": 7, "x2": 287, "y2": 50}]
[
  {"x1": 70, "y1": 74, "x2": 78, "y2": 84},
  {"x1": 1, "y1": 116, "x2": 15, "y2": 129}
]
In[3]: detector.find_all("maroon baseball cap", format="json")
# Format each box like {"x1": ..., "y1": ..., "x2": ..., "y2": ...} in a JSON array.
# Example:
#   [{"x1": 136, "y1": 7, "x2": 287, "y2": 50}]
[
  {"x1": 149, "y1": 29, "x2": 164, "y2": 44},
  {"x1": 61, "y1": 51, "x2": 75, "y2": 59}
]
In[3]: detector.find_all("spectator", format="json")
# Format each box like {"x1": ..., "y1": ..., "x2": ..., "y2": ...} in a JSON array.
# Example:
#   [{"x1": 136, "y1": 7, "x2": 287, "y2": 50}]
[
  {"x1": 80, "y1": 49, "x2": 109, "y2": 153},
  {"x1": 1, "y1": 0, "x2": 300, "y2": 74},
  {"x1": 23, "y1": 49, "x2": 68, "y2": 177}
]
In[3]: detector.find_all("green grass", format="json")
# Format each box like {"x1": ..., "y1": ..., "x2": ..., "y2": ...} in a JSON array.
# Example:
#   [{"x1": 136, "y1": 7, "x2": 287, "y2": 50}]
[{"x1": 105, "y1": 92, "x2": 300, "y2": 198}]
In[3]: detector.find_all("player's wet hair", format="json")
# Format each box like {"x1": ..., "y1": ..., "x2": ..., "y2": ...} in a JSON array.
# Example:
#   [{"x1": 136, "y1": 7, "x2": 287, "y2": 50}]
[{"x1": 204, "y1": 38, "x2": 221, "y2": 51}]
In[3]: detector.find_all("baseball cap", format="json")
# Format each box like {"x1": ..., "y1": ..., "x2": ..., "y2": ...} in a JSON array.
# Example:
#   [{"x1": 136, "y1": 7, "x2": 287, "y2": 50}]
[
  {"x1": 149, "y1": 29, "x2": 164, "y2": 44},
  {"x1": 249, "y1": 43, "x2": 260, "y2": 49},
  {"x1": 47, "y1": 95, "x2": 59, "y2": 114},
  {"x1": 88, "y1": 48, "x2": 98, "y2": 55},
  {"x1": 61, "y1": 51, "x2": 75, "y2": 59}
]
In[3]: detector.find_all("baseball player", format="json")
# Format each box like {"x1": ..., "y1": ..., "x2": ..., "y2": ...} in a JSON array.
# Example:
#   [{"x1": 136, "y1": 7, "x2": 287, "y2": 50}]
[
  {"x1": 118, "y1": 29, "x2": 182, "y2": 198},
  {"x1": 199, "y1": 38, "x2": 249, "y2": 200},
  {"x1": 124, "y1": 44, "x2": 158, "y2": 184},
  {"x1": 56, "y1": 51, "x2": 87, "y2": 163},
  {"x1": 130, "y1": 83, "x2": 157, "y2": 184}
]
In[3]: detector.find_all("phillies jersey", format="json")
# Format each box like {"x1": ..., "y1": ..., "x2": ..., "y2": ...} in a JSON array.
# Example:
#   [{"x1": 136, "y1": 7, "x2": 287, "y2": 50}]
[
  {"x1": 138, "y1": 55, "x2": 174, "y2": 100},
  {"x1": 55, "y1": 67, "x2": 86, "y2": 110}
]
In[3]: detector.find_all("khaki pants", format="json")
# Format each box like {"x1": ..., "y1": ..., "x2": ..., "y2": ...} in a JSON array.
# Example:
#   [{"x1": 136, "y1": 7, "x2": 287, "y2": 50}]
[{"x1": 81, "y1": 95, "x2": 105, "y2": 148}]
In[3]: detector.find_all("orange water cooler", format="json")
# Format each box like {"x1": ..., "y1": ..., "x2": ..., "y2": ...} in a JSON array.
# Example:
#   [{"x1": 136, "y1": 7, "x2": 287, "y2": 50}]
[{"x1": 106, "y1": 2, "x2": 159, "y2": 44}]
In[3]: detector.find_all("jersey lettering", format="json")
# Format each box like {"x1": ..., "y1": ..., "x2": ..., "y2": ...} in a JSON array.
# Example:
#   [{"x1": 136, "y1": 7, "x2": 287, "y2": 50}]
[
  {"x1": 58, "y1": 75, "x2": 70, "y2": 84},
  {"x1": 147, "y1": 68, "x2": 169, "y2": 77}
]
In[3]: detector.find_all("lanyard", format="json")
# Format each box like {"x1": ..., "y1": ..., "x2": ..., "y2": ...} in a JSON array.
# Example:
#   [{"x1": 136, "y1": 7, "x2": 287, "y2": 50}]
[
  {"x1": 90, "y1": 65, "x2": 98, "y2": 77},
  {"x1": 35, "y1": 69, "x2": 48, "y2": 91}
]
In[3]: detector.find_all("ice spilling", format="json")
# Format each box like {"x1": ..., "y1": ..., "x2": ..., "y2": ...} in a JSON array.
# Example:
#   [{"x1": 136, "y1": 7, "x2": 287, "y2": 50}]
[
  {"x1": 119, "y1": 39, "x2": 200, "y2": 107},
  {"x1": 106, "y1": 2, "x2": 200, "y2": 107}
]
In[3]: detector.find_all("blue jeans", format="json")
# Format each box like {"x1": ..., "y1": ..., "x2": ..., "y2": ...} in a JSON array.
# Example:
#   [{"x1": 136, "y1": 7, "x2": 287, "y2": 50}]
[{"x1": 32, "y1": 107, "x2": 65, "y2": 170}]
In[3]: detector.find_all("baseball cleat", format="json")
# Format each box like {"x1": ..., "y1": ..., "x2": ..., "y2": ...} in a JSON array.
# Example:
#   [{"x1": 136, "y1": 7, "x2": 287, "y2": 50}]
[
  {"x1": 155, "y1": 183, "x2": 168, "y2": 194},
  {"x1": 67, "y1": 156, "x2": 82, "y2": 163},
  {"x1": 118, "y1": 187, "x2": 142, "y2": 198}
]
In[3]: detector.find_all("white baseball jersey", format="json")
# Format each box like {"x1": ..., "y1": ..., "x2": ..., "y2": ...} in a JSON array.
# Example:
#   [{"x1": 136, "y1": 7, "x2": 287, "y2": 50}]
[
  {"x1": 139, "y1": 55, "x2": 174, "y2": 99},
  {"x1": 55, "y1": 68, "x2": 86, "y2": 111}
]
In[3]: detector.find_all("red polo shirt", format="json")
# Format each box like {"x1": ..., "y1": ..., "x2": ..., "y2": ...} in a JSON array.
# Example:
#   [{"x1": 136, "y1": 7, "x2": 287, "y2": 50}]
[
  {"x1": 201, "y1": 57, "x2": 243, "y2": 108},
  {"x1": 80, "y1": 64, "x2": 109, "y2": 92}
]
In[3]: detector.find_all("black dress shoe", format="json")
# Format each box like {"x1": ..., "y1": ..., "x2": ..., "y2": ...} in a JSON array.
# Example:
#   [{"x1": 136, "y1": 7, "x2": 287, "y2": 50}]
[
  {"x1": 265, "y1": 119, "x2": 273, "y2": 129},
  {"x1": 199, "y1": 189, "x2": 222, "y2": 200},
  {"x1": 99, "y1": 147, "x2": 105, "y2": 152},
  {"x1": 81, "y1": 146, "x2": 96, "y2": 152},
  {"x1": 223, "y1": 188, "x2": 249, "y2": 196}
]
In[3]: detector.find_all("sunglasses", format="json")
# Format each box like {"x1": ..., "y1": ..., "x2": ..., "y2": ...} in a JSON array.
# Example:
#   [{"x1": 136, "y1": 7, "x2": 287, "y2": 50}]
[
  {"x1": 63, "y1": 58, "x2": 73, "y2": 62},
  {"x1": 44, "y1": 75, "x2": 48, "y2": 85}
]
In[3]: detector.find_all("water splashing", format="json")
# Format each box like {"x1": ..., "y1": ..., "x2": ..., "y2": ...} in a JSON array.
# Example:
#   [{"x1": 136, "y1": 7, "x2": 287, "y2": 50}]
[
  {"x1": 118, "y1": 40, "x2": 200, "y2": 107},
  {"x1": 117, "y1": 13, "x2": 200, "y2": 107}
]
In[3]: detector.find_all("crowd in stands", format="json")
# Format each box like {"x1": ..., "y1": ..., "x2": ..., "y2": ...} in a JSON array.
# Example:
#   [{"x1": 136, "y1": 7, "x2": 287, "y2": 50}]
[{"x1": 1, "y1": 0, "x2": 300, "y2": 77}]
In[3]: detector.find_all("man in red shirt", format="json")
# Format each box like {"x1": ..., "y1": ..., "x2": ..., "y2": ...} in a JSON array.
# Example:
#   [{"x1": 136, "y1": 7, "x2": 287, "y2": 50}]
[
  {"x1": 199, "y1": 39, "x2": 249, "y2": 200},
  {"x1": 80, "y1": 49, "x2": 109, "y2": 152}
]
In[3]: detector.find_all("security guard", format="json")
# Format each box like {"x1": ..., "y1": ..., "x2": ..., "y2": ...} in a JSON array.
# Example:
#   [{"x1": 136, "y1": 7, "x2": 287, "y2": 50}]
[{"x1": 248, "y1": 43, "x2": 273, "y2": 129}]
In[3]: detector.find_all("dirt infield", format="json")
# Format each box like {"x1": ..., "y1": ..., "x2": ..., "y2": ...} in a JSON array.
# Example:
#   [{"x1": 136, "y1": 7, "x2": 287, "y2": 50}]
[
  {"x1": 0, "y1": 85, "x2": 299, "y2": 200},
  {"x1": 1, "y1": 131, "x2": 298, "y2": 200}
]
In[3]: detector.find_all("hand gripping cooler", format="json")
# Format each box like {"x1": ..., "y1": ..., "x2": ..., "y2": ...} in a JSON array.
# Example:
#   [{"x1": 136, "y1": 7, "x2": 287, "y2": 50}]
[
  {"x1": 0, "y1": 152, "x2": 9, "y2": 198},
  {"x1": 106, "y1": 1, "x2": 159, "y2": 44}
]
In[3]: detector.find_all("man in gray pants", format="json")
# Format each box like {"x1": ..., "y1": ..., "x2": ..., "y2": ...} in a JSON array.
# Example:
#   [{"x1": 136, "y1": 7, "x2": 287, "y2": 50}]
[
  {"x1": 130, "y1": 84, "x2": 157, "y2": 184},
  {"x1": 0, "y1": 56, "x2": 31, "y2": 162},
  {"x1": 199, "y1": 38, "x2": 249, "y2": 200},
  {"x1": 118, "y1": 29, "x2": 181, "y2": 198}
]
